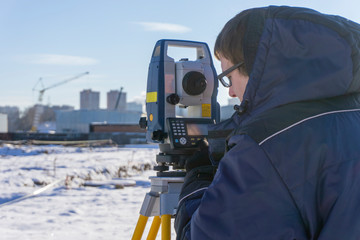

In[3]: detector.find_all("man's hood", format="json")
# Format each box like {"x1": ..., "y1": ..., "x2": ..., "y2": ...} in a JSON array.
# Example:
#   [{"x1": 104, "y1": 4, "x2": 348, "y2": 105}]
[{"x1": 237, "y1": 6, "x2": 360, "y2": 122}]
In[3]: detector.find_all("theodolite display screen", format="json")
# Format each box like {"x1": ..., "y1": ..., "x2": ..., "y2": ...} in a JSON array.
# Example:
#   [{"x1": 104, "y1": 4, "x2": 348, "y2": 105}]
[
  {"x1": 186, "y1": 123, "x2": 208, "y2": 136},
  {"x1": 167, "y1": 118, "x2": 214, "y2": 149}
]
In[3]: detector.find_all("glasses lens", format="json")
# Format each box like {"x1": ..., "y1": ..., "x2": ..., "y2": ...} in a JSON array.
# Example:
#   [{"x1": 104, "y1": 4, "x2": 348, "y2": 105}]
[
  {"x1": 220, "y1": 77, "x2": 231, "y2": 87},
  {"x1": 217, "y1": 62, "x2": 243, "y2": 88}
]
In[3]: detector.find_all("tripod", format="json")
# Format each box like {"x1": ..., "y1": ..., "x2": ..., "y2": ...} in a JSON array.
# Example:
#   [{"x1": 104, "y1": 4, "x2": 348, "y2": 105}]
[
  {"x1": 132, "y1": 144, "x2": 192, "y2": 240},
  {"x1": 132, "y1": 175, "x2": 184, "y2": 240}
]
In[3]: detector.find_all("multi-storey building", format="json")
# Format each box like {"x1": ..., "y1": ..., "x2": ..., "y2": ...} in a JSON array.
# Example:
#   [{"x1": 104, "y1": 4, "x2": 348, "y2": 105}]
[
  {"x1": 107, "y1": 90, "x2": 126, "y2": 111},
  {"x1": 80, "y1": 89, "x2": 100, "y2": 110}
]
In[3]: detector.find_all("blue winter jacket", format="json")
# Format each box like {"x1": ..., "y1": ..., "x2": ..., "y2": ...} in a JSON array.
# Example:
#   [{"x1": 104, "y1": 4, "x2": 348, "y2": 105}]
[{"x1": 175, "y1": 6, "x2": 360, "y2": 240}]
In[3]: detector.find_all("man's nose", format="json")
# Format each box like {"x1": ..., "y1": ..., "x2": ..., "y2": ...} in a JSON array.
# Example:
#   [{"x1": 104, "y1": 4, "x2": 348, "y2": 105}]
[{"x1": 228, "y1": 87, "x2": 236, "y2": 98}]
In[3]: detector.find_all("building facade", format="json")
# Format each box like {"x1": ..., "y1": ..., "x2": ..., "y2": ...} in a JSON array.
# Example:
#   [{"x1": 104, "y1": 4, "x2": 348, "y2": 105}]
[
  {"x1": 80, "y1": 89, "x2": 100, "y2": 110},
  {"x1": 127, "y1": 101, "x2": 143, "y2": 112},
  {"x1": 0, "y1": 113, "x2": 8, "y2": 133},
  {"x1": 107, "y1": 90, "x2": 126, "y2": 111},
  {"x1": 56, "y1": 109, "x2": 142, "y2": 133},
  {"x1": 0, "y1": 106, "x2": 19, "y2": 132}
]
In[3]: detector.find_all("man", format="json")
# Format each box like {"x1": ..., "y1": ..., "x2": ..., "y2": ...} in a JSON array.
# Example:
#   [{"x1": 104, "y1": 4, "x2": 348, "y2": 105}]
[{"x1": 175, "y1": 6, "x2": 360, "y2": 240}]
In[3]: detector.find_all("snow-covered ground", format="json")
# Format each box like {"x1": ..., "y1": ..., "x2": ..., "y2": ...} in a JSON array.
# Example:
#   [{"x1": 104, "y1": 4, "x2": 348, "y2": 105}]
[{"x1": 0, "y1": 143, "x2": 177, "y2": 239}]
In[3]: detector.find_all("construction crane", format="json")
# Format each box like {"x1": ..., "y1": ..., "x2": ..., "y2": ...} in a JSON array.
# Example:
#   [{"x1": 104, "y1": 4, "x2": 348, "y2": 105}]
[
  {"x1": 31, "y1": 71, "x2": 90, "y2": 132},
  {"x1": 114, "y1": 87, "x2": 124, "y2": 110}
]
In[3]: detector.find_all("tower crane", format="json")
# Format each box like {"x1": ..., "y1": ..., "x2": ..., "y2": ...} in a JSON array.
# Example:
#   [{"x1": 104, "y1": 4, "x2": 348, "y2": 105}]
[
  {"x1": 31, "y1": 71, "x2": 90, "y2": 132},
  {"x1": 114, "y1": 87, "x2": 124, "y2": 110}
]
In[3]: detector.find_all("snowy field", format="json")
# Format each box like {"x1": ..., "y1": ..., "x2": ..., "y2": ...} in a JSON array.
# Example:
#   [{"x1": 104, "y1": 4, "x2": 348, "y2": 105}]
[{"x1": 0, "y1": 143, "x2": 177, "y2": 239}]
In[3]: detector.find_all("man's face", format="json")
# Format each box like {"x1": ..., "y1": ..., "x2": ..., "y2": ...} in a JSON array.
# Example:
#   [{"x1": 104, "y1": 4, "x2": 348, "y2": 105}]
[{"x1": 219, "y1": 56, "x2": 249, "y2": 101}]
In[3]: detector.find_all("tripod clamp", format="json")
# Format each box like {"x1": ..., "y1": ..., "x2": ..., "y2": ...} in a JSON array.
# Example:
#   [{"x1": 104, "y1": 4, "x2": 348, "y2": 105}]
[{"x1": 140, "y1": 175, "x2": 184, "y2": 217}]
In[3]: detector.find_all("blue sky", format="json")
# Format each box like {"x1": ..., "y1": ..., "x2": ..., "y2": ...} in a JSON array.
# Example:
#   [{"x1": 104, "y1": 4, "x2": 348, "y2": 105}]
[{"x1": 1, "y1": 0, "x2": 360, "y2": 110}]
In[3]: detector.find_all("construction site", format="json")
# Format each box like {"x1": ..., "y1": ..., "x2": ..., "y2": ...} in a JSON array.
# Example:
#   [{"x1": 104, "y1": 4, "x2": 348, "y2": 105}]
[{"x1": 0, "y1": 72, "x2": 146, "y2": 146}]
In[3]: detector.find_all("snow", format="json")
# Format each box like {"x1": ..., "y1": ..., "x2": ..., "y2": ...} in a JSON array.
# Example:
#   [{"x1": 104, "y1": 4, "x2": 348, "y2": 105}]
[{"x1": 0, "y1": 143, "x2": 177, "y2": 239}]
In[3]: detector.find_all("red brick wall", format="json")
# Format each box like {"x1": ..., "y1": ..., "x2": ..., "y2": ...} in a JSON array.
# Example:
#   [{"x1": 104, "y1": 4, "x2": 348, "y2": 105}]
[{"x1": 90, "y1": 124, "x2": 146, "y2": 133}]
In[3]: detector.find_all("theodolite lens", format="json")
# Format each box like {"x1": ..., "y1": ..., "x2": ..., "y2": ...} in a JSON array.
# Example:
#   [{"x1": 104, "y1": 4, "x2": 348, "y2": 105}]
[{"x1": 182, "y1": 71, "x2": 207, "y2": 96}]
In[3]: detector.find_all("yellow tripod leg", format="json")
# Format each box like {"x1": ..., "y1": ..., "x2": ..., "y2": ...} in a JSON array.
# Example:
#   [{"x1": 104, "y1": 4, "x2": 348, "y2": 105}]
[
  {"x1": 132, "y1": 215, "x2": 148, "y2": 240},
  {"x1": 161, "y1": 214, "x2": 171, "y2": 240},
  {"x1": 147, "y1": 216, "x2": 161, "y2": 240}
]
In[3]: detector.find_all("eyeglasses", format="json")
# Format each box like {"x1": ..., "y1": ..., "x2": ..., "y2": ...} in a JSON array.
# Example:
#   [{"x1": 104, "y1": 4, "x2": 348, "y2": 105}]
[{"x1": 217, "y1": 62, "x2": 244, "y2": 88}]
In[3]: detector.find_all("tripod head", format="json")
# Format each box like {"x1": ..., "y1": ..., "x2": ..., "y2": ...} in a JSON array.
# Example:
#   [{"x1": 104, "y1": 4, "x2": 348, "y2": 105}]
[{"x1": 139, "y1": 39, "x2": 219, "y2": 176}]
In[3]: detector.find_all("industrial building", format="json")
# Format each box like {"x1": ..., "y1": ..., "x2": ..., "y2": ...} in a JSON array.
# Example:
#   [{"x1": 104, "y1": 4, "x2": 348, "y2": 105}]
[
  {"x1": 56, "y1": 109, "x2": 142, "y2": 133},
  {"x1": 127, "y1": 101, "x2": 143, "y2": 112},
  {"x1": 55, "y1": 88, "x2": 143, "y2": 134},
  {"x1": 80, "y1": 89, "x2": 100, "y2": 110}
]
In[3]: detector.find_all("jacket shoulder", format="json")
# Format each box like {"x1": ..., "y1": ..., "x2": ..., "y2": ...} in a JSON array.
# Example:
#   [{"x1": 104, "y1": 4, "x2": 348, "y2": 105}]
[{"x1": 232, "y1": 94, "x2": 360, "y2": 146}]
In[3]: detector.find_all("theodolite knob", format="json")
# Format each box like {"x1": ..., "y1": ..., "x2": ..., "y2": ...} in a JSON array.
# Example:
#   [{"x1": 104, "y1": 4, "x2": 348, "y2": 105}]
[
  {"x1": 139, "y1": 117, "x2": 147, "y2": 129},
  {"x1": 152, "y1": 130, "x2": 167, "y2": 141},
  {"x1": 153, "y1": 165, "x2": 169, "y2": 172},
  {"x1": 166, "y1": 93, "x2": 180, "y2": 105}
]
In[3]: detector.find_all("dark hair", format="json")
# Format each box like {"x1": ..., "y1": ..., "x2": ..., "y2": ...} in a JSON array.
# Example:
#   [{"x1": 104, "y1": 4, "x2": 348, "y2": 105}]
[{"x1": 214, "y1": 10, "x2": 252, "y2": 75}]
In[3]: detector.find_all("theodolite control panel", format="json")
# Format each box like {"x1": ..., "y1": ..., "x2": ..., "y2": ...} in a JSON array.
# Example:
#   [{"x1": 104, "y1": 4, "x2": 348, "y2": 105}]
[{"x1": 167, "y1": 118, "x2": 214, "y2": 149}]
